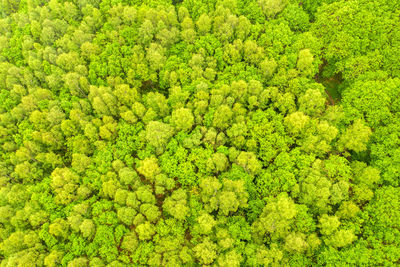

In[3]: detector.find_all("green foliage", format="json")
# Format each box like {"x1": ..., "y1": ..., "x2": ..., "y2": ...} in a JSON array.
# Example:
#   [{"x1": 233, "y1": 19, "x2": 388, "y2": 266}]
[
  {"x1": 338, "y1": 119, "x2": 372, "y2": 153},
  {"x1": 0, "y1": 0, "x2": 398, "y2": 265},
  {"x1": 162, "y1": 188, "x2": 189, "y2": 220},
  {"x1": 171, "y1": 107, "x2": 194, "y2": 131}
]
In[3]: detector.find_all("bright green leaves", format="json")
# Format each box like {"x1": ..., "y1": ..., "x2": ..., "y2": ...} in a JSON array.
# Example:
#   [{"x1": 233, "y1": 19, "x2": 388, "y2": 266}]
[
  {"x1": 207, "y1": 152, "x2": 229, "y2": 173},
  {"x1": 199, "y1": 177, "x2": 248, "y2": 215},
  {"x1": 193, "y1": 238, "x2": 218, "y2": 265},
  {"x1": 80, "y1": 219, "x2": 95, "y2": 239},
  {"x1": 171, "y1": 107, "x2": 194, "y2": 132},
  {"x1": 114, "y1": 84, "x2": 139, "y2": 107},
  {"x1": 138, "y1": 19, "x2": 155, "y2": 46},
  {"x1": 252, "y1": 193, "x2": 298, "y2": 241},
  {"x1": 311, "y1": 0, "x2": 398, "y2": 80},
  {"x1": 136, "y1": 222, "x2": 156, "y2": 241},
  {"x1": 118, "y1": 167, "x2": 139, "y2": 187},
  {"x1": 44, "y1": 250, "x2": 64, "y2": 267},
  {"x1": 218, "y1": 191, "x2": 241, "y2": 216},
  {"x1": 351, "y1": 161, "x2": 381, "y2": 203},
  {"x1": 251, "y1": 195, "x2": 323, "y2": 257},
  {"x1": 140, "y1": 204, "x2": 161, "y2": 223},
  {"x1": 145, "y1": 121, "x2": 174, "y2": 154},
  {"x1": 1, "y1": 0, "x2": 398, "y2": 266},
  {"x1": 49, "y1": 218, "x2": 69, "y2": 239},
  {"x1": 217, "y1": 250, "x2": 242, "y2": 267},
  {"x1": 88, "y1": 225, "x2": 119, "y2": 263},
  {"x1": 117, "y1": 207, "x2": 137, "y2": 226},
  {"x1": 146, "y1": 43, "x2": 166, "y2": 72},
  {"x1": 212, "y1": 105, "x2": 233, "y2": 130},
  {"x1": 199, "y1": 176, "x2": 222, "y2": 212},
  {"x1": 258, "y1": 0, "x2": 288, "y2": 18},
  {"x1": 136, "y1": 186, "x2": 156, "y2": 205},
  {"x1": 0, "y1": 231, "x2": 30, "y2": 256},
  {"x1": 251, "y1": 243, "x2": 284, "y2": 266},
  {"x1": 120, "y1": 231, "x2": 138, "y2": 253},
  {"x1": 298, "y1": 88, "x2": 326, "y2": 116},
  {"x1": 355, "y1": 164, "x2": 380, "y2": 186},
  {"x1": 364, "y1": 186, "x2": 400, "y2": 246},
  {"x1": 298, "y1": 119, "x2": 339, "y2": 156},
  {"x1": 338, "y1": 119, "x2": 372, "y2": 153},
  {"x1": 318, "y1": 214, "x2": 356, "y2": 249},
  {"x1": 88, "y1": 86, "x2": 118, "y2": 117},
  {"x1": 163, "y1": 188, "x2": 189, "y2": 220},
  {"x1": 71, "y1": 153, "x2": 91, "y2": 174},
  {"x1": 297, "y1": 49, "x2": 314, "y2": 77},
  {"x1": 319, "y1": 214, "x2": 340, "y2": 236},
  {"x1": 260, "y1": 58, "x2": 278, "y2": 79},
  {"x1": 284, "y1": 232, "x2": 308, "y2": 253},
  {"x1": 341, "y1": 78, "x2": 400, "y2": 128},
  {"x1": 154, "y1": 173, "x2": 176, "y2": 195},
  {"x1": 298, "y1": 158, "x2": 352, "y2": 214},
  {"x1": 281, "y1": 4, "x2": 311, "y2": 32},
  {"x1": 145, "y1": 92, "x2": 169, "y2": 118},
  {"x1": 50, "y1": 168, "x2": 80, "y2": 205},
  {"x1": 246, "y1": 108, "x2": 291, "y2": 163},
  {"x1": 325, "y1": 229, "x2": 356, "y2": 248},
  {"x1": 236, "y1": 151, "x2": 262, "y2": 175},
  {"x1": 284, "y1": 111, "x2": 310, "y2": 136},
  {"x1": 196, "y1": 14, "x2": 212, "y2": 35},
  {"x1": 137, "y1": 157, "x2": 161, "y2": 183},
  {"x1": 197, "y1": 212, "x2": 217, "y2": 235}
]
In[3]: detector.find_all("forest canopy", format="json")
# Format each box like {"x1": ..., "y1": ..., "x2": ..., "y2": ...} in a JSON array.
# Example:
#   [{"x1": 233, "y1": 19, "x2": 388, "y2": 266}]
[{"x1": 0, "y1": 0, "x2": 400, "y2": 266}]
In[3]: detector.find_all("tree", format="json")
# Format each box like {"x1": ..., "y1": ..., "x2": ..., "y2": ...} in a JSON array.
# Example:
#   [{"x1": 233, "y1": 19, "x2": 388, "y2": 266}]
[
  {"x1": 88, "y1": 86, "x2": 119, "y2": 117},
  {"x1": 284, "y1": 232, "x2": 308, "y2": 253},
  {"x1": 118, "y1": 167, "x2": 139, "y2": 186},
  {"x1": 121, "y1": 231, "x2": 138, "y2": 253},
  {"x1": 135, "y1": 186, "x2": 156, "y2": 205},
  {"x1": 171, "y1": 107, "x2": 194, "y2": 132},
  {"x1": 199, "y1": 176, "x2": 222, "y2": 213},
  {"x1": 212, "y1": 105, "x2": 233, "y2": 130},
  {"x1": 196, "y1": 14, "x2": 212, "y2": 35},
  {"x1": 141, "y1": 203, "x2": 161, "y2": 223},
  {"x1": 193, "y1": 238, "x2": 218, "y2": 265},
  {"x1": 326, "y1": 229, "x2": 356, "y2": 248},
  {"x1": 297, "y1": 49, "x2": 314, "y2": 77},
  {"x1": 258, "y1": 0, "x2": 288, "y2": 18},
  {"x1": 1, "y1": 1, "x2": 399, "y2": 265},
  {"x1": 114, "y1": 84, "x2": 139, "y2": 107},
  {"x1": 67, "y1": 257, "x2": 89, "y2": 267},
  {"x1": 284, "y1": 111, "x2": 310, "y2": 136},
  {"x1": 117, "y1": 207, "x2": 136, "y2": 226},
  {"x1": 49, "y1": 218, "x2": 69, "y2": 239},
  {"x1": 197, "y1": 212, "x2": 216, "y2": 235},
  {"x1": 145, "y1": 121, "x2": 174, "y2": 154},
  {"x1": 44, "y1": 250, "x2": 64, "y2": 267},
  {"x1": 138, "y1": 20, "x2": 155, "y2": 45},
  {"x1": 80, "y1": 219, "x2": 95, "y2": 239},
  {"x1": 51, "y1": 168, "x2": 80, "y2": 205},
  {"x1": 252, "y1": 193, "x2": 298, "y2": 241},
  {"x1": 137, "y1": 157, "x2": 161, "y2": 183},
  {"x1": 318, "y1": 215, "x2": 340, "y2": 236},
  {"x1": 207, "y1": 152, "x2": 228, "y2": 173},
  {"x1": 163, "y1": 188, "x2": 189, "y2": 220},
  {"x1": 338, "y1": 119, "x2": 372, "y2": 153},
  {"x1": 71, "y1": 153, "x2": 91, "y2": 173},
  {"x1": 236, "y1": 151, "x2": 261, "y2": 175},
  {"x1": 298, "y1": 88, "x2": 326, "y2": 116},
  {"x1": 136, "y1": 222, "x2": 156, "y2": 241}
]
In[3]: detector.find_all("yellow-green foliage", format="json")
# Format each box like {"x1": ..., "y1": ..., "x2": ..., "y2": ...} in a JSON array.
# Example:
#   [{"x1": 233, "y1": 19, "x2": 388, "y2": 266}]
[{"x1": 0, "y1": 0, "x2": 399, "y2": 266}]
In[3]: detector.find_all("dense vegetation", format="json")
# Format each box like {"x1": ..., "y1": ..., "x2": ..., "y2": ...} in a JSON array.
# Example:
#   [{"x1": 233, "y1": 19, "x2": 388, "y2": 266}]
[{"x1": 0, "y1": 0, "x2": 400, "y2": 266}]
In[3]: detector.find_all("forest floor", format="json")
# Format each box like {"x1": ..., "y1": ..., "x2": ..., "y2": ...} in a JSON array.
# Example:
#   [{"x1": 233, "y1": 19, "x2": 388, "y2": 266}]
[{"x1": 315, "y1": 61, "x2": 343, "y2": 105}]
